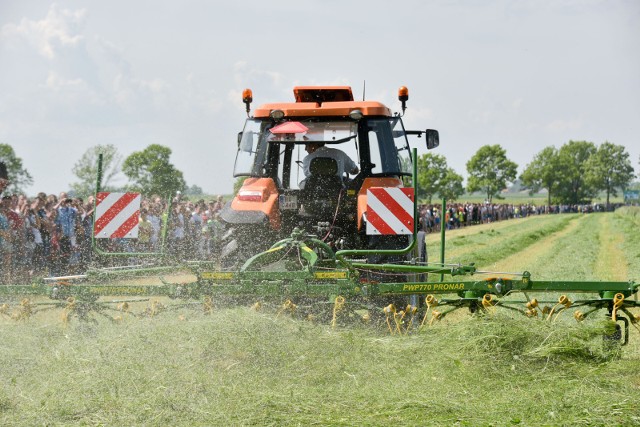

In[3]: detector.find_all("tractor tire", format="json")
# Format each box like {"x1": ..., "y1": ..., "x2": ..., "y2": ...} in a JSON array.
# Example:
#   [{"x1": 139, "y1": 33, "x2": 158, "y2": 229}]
[{"x1": 219, "y1": 226, "x2": 273, "y2": 269}]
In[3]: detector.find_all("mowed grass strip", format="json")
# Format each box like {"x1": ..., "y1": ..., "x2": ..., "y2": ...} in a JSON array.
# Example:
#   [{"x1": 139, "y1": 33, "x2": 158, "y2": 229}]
[
  {"x1": 594, "y1": 214, "x2": 629, "y2": 281},
  {"x1": 613, "y1": 207, "x2": 640, "y2": 282},
  {"x1": 487, "y1": 215, "x2": 584, "y2": 275},
  {"x1": 425, "y1": 214, "x2": 573, "y2": 261},
  {"x1": 426, "y1": 214, "x2": 577, "y2": 274},
  {"x1": 523, "y1": 213, "x2": 634, "y2": 282}
]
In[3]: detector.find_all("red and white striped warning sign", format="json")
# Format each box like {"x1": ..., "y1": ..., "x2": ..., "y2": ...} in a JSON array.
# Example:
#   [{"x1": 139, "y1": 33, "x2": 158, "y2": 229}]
[
  {"x1": 366, "y1": 187, "x2": 414, "y2": 235},
  {"x1": 94, "y1": 192, "x2": 141, "y2": 239}
]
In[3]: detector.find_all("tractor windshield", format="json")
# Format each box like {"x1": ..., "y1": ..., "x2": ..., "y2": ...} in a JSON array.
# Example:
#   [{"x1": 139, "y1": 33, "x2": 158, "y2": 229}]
[
  {"x1": 233, "y1": 119, "x2": 358, "y2": 179},
  {"x1": 233, "y1": 117, "x2": 411, "y2": 185}
]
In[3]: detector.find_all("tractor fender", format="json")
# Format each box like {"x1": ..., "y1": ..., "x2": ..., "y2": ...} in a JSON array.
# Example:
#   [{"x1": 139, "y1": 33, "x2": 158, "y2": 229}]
[
  {"x1": 224, "y1": 177, "x2": 281, "y2": 230},
  {"x1": 219, "y1": 203, "x2": 269, "y2": 225}
]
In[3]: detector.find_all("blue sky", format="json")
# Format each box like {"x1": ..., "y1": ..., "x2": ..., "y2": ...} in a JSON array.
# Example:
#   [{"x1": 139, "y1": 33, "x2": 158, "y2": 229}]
[{"x1": 1, "y1": 0, "x2": 639, "y2": 195}]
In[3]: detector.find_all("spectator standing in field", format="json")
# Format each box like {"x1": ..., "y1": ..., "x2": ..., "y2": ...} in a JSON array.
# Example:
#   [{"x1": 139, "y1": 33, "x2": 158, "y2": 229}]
[
  {"x1": 26, "y1": 198, "x2": 45, "y2": 274},
  {"x1": 1, "y1": 195, "x2": 24, "y2": 282},
  {"x1": 212, "y1": 195, "x2": 224, "y2": 214},
  {"x1": 0, "y1": 163, "x2": 7, "y2": 195},
  {"x1": 0, "y1": 163, "x2": 10, "y2": 281},
  {"x1": 0, "y1": 204, "x2": 10, "y2": 284},
  {"x1": 147, "y1": 202, "x2": 163, "y2": 250},
  {"x1": 168, "y1": 201, "x2": 185, "y2": 257},
  {"x1": 37, "y1": 197, "x2": 54, "y2": 274},
  {"x1": 55, "y1": 197, "x2": 77, "y2": 275},
  {"x1": 138, "y1": 208, "x2": 152, "y2": 252}
]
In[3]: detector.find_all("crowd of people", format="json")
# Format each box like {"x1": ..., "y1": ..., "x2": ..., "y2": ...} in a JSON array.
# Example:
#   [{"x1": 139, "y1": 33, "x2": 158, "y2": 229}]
[
  {"x1": 0, "y1": 181, "x2": 227, "y2": 284},
  {"x1": 417, "y1": 201, "x2": 612, "y2": 232}
]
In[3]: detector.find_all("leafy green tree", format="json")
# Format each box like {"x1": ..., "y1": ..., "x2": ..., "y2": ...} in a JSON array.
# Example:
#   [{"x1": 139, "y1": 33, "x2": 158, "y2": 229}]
[
  {"x1": 466, "y1": 145, "x2": 518, "y2": 203},
  {"x1": 0, "y1": 143, "x2": 33, "y2": 194},
  {"x1": 438, "y1": 168, "x2": 465, "y2": 202},
  {"x1": 584, "y1": 142, "x2": 636, "y2": 209},
  {"x1": 416, "y1": 153, "x2": 448, "y2": 203},
  {"x1": 555, "y1": 140, "x2": 597, "y2": 205},
  {"x1": 71, "y1": 144, "x2": 123, "y2": 197},
  {"x1": 122, "y1": 144, "x2": 186, "y2": 196},
  {"x1": 520, "y1": 146, "x2": 561, "y2": 207}
]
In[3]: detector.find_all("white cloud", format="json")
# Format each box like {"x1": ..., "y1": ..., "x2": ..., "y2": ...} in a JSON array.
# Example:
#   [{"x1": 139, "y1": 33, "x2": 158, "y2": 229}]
[
  {"x1": 233, "y1": 61, "x2": 284, "y2": 89},
  {"x1": 512, "y1": 98, "x2": 523, "y2": 109},
  {"x1": 45, "y1": 70, "x2": 85, "y2": 91},
  {"x1": 545, "y1": 119, "x2": 583, "y2": 132},
  {"x1": 1, "y1": 4, "x2": 86, "y2": 59},
  {"x1": 111, "y1": 73, "x2": 173, "y2": 113}
]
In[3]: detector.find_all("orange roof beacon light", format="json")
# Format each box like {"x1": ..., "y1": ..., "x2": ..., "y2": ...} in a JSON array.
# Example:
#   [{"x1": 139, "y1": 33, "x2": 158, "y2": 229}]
[
  {"x1": 398, "y1": 86, "x2": 409, "y2": 115},
  {"x1": 242, "y1": 88, "x2": 253, "y2": 116}
]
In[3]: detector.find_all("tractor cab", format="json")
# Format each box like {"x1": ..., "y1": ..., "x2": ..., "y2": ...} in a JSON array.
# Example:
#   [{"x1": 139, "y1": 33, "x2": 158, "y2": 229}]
[{"x1": 220, "y1": 86, "x2": 438, "y2": 263}]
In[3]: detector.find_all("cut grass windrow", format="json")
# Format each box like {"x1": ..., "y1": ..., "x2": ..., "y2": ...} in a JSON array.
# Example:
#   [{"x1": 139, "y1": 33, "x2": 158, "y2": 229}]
[
  {"x1": 426, "y1": 214, "x2": 578, "y2": 275},
  {"x1": 613, "y1": 207, "x2": 640, "y2": 282},
  {"x1": 594, "y1": 214, "x2": 628, "y2": 282},
  {"x1": 426, "y1": 214, "x2": 574, "y2": 260}
]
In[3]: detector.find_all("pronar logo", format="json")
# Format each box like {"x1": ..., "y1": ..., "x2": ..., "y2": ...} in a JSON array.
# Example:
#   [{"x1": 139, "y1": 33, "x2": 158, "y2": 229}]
[
  {"x1": 91, "y1": 287, "x2": 150, "y2": 295},
  {"x1": 314, "y1": 272, "x2": 348, "y2": 279},
  {"x1": 402, "y1": 283, "x2": 465, "y2": 292}
]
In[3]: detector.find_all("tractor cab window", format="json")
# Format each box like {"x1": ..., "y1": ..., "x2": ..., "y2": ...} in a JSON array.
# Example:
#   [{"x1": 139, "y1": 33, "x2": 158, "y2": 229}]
[
  {"x1": 233, "y1": 119, "x2": 269, "y2": 177},
  {"x1": 366, "y1": 117, "x2": 411, "y2": 176}
]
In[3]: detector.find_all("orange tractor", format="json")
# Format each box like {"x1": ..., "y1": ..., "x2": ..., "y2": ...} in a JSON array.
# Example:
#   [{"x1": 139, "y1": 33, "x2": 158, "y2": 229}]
[{"x1": 219, "y1": 86, "x2": 439, "y2": 270}]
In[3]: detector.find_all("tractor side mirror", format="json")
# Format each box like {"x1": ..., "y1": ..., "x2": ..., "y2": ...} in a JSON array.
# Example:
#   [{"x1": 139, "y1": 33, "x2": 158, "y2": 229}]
[{"x1": 425, "y1": 129, "x2": 439, "y2": 150}]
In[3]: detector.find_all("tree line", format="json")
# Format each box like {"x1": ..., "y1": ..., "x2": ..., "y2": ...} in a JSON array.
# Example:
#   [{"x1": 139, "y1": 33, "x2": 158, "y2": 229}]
[
  {"x1": 417, "y1": 141, "x2": 637, "y2": 207},
  {"x1": 0, "y1": 143, "x2": 193, "y2": 198},
  {"x1": 1, "y1": 140, "x2": 638, "y2": 206}
]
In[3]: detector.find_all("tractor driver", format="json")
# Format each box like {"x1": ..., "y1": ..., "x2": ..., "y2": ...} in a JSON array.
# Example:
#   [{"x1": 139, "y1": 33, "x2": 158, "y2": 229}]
[{"x1": 302, "y1": 142, "x2": 359, "y2": 180}]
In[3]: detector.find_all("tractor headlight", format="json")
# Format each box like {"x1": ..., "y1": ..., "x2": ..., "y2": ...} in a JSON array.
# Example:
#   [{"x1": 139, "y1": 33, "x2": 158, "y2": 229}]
[
  {"x1": 349, "y1": 109, "x2": 363, "y2": 120},
  {"x1": 270, "y1": 109, "x2": 285, "y2": 120}
]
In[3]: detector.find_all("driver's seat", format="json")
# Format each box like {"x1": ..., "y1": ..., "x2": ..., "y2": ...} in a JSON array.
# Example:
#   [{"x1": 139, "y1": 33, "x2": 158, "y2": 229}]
[{"x1": 299, "y1": 157, "x2": 344, "y2": 217}]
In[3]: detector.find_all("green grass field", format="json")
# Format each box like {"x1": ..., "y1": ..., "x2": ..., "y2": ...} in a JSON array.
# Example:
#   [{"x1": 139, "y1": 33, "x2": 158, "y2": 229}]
[{"x1": 1, "y1": 209, "x2": 639, "y2": 426}]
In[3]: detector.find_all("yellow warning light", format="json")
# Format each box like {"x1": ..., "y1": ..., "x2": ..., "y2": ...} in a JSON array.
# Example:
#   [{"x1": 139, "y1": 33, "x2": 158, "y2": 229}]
[
  {"x1": 242, "y1": 88, "x2": 253, "y2": 103},
  {"x1": 398, "y1": 86, "x2": 409, "y2": 101},
  {"x1": 243, "y1": 88, "x2": 253, "y2": 115}
]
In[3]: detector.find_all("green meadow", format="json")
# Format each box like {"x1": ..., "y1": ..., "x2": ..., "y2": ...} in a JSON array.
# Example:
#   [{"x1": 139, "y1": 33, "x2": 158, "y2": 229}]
[{"x1": 1, "y1": 209, "x2": 639, "y2": 426}]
